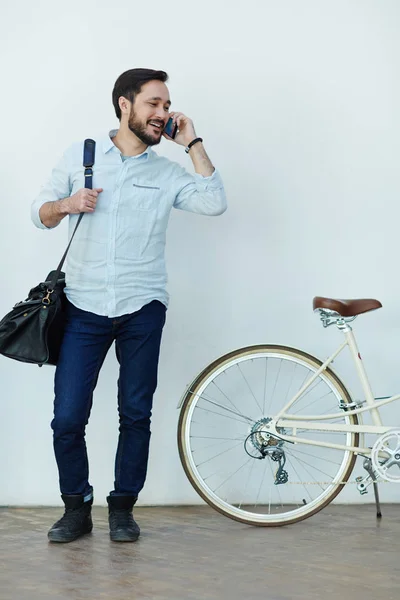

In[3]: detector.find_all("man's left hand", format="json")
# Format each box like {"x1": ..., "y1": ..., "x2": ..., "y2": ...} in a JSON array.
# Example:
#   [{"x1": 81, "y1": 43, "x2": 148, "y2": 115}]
[{"x1": 163, "y1": 112, "x2": 197, "y2": 147}]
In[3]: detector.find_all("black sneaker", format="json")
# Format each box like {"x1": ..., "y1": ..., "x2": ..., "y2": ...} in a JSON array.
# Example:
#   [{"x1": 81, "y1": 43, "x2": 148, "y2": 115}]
[
  {"x1": 107, "y1": 495, "x2": 140, "y2": 542},
  {"x1": 48, "y1": 495, "x2": 93, "y2": 543}
]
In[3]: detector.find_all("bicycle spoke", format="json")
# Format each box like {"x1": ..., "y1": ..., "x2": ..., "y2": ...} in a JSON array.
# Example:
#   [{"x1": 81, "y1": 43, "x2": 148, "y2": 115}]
[
  {"x1": 267, "y1": 460, "x2": 284, "y2": 509},
  {"x1": 263, "y1": 358, "x2": 269, "y2": 414},
  {"x1": 291, "y1": 378, "x2": 326, "y2": 410},
  {"x1": 291, "y1": 389, "x2": 335, "y2": 415},
  {"x1": 239, "y1": 459, "x2": 256, "y2": 509},
  {"x1": 195, "y1": 404, "x2": 251, "y2": 427},
  {"x1": 211, "y1": 379, "x2": 248, "y2": 418},
  {"x1": 237, "y1": 363, "x2": 263, "y2": 414},
  {"x1": 283, "y1": 362, "x2": 299, "y2": 405},
  {"x1": 267, "y1": 359, "x2": 282, "y2": 415},
  {"x1": 193, "y1": 390, "x2": 255, "y2": 422},
  {"x1": 214, "y1": 456, "x2": 254, "y2": 493},
  {"x1": 286, "y1": 455, "x2": 313, "y2": 502},
  {"x1": 286, "y1": 453, "x2": 325, "y2": 493},
  {"x1": 285, "y1": 449, "x2": 337, "y2": 482},
  {"x1": 192, "y1": 438, "x2": 244, "y2": 453},
  {"x1": 287, "y1": 446, "x2": 342, "y2": 466},
  {"x1": 196, "y1": 441, "x2": 244, "y2": 468},
  {"x1": 191, "y1": 436, "x2": 244, "y2": 441},
  {"x1": 255, "y1": 459, "x2": 269, "y2": 508}
]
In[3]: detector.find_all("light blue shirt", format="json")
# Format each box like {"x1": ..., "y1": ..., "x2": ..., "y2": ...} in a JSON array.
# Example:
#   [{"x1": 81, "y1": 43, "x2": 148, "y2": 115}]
[{"x1": 31, "y1": 130, "x2": 227, "y2": 317}]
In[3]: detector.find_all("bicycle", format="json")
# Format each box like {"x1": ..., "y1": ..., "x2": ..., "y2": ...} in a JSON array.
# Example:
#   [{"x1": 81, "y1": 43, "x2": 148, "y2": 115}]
[{"x1": 177, "y1": 296, "x2": 400, "y2": 526}]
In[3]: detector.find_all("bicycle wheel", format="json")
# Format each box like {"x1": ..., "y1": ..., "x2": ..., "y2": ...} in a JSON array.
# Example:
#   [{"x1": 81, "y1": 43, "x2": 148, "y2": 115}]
[{"x1": 178, "y1": 345, "x2": 359, "y2": 526}]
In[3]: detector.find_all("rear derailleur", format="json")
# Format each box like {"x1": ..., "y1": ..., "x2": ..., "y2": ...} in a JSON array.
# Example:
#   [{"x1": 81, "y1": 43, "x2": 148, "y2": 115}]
[{"x1": 244, "y1": 432, "x2": 288, "y2": 485}]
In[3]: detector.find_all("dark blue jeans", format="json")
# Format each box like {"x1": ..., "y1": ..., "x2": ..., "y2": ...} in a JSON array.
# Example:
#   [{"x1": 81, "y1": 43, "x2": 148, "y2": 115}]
[{"x1": 51, "y1": 299, "x2": 166, "y2": 498}]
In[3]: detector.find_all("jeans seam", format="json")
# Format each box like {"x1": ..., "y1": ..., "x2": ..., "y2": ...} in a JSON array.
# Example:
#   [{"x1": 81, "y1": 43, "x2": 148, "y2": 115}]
[
  {"x1": 55, "y1": 333, "x2": 113, "y2": 496},
  {"x1": 115, "y1": 371, "x2": 125, "y2": 492},
  {"x1": 84, "y1": 337, "x2": 113, "y2": 422},
  {"x1": 79, "y1": 339, "x2": 113, "y2": 497}
]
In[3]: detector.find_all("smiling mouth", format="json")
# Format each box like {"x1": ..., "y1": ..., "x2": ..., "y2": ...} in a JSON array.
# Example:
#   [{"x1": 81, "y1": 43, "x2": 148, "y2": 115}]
[{"x1": 148, "y1": 121, "x2": 164, "y2": 132}]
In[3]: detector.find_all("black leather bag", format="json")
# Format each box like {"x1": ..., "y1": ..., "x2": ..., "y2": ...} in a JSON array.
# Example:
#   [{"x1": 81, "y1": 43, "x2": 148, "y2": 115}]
[{"x1": 0, "y1": 139, "x2": 96, "y2": 366}]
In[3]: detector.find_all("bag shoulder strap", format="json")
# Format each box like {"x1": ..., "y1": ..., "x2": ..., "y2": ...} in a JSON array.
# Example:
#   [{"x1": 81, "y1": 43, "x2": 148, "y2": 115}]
[{"x1": 48, "y1": 139, "x2": 96, "y2": 289}]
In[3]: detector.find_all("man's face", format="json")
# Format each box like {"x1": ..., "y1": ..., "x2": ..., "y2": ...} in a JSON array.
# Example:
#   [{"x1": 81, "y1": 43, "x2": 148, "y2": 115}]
[{"x1": 127, "y1": 80, "x2": 171, "y2": 146}]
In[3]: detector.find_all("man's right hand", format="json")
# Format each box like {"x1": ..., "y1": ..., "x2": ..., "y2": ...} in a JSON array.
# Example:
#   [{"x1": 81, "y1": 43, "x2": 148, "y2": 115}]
[
  {"x1": 62, "y1": 188, "x2": 103, "y2": 214},
  {"x1": 38, "y1": 187, "x2": 104, "y2": 228}
]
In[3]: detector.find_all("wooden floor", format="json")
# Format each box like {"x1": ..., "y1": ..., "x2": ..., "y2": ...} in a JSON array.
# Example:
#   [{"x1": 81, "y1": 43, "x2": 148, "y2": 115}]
[{"x1": 0, "y1": 504, "x2": 399, "y2": 600}]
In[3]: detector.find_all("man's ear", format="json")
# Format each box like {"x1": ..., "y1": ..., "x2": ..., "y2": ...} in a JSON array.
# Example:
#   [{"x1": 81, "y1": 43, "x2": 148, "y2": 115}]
[{"x1": 119, "y1": 96, "x2": 131, "y2": 117}]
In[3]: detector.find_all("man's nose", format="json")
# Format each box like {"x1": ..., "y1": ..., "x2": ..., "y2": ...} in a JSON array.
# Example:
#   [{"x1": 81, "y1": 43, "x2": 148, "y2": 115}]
[{"x1": 155, "y1": 107, "x2": 167, "y2": 120}]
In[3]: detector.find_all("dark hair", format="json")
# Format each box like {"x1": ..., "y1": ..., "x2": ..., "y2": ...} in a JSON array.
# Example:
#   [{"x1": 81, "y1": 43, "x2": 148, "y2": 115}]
[{"x1": 112, "y1": 68, "x2": 169, "y2": 120}]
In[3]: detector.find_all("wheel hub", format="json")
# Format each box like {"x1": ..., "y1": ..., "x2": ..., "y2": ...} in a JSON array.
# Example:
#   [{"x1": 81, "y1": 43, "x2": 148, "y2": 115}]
[{"x1": 250, "y1": 417, "x2": 284, "y2": 452}]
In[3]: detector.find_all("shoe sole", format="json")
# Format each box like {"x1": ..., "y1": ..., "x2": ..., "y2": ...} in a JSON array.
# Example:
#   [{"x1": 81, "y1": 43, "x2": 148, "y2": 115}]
[
  {"x1": 48, "y1": 528, "x2": 93, "y2": 544},
  {"x1": 110, "y1": 532, "x2": 140, "y2": 543}
]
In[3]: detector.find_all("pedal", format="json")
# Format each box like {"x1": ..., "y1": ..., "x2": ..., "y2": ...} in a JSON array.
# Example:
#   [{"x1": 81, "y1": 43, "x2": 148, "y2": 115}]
[{"x1": 355, "y1": 476, "x2": 369, "y2": 495}]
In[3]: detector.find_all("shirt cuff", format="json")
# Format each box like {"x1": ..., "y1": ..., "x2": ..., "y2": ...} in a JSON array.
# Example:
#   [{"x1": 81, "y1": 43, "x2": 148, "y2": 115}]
[
  {"x1": 31, "y1": 204, "x2": 53, "y2": 230},
  {"x1": 193, "y1": 169, "x2": 224, "y2": 188}
]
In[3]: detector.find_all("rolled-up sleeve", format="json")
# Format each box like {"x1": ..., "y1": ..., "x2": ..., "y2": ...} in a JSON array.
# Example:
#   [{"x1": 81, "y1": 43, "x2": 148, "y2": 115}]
[
  {"x1": 173, "y1": 167, "x2": 227, "y2": 216},
  {"x1": 31, "y1": 152, "x2": 72, "y2": 229}
]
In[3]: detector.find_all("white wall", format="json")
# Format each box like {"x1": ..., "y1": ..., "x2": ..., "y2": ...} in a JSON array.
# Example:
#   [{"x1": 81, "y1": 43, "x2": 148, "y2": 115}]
[{"x1": 1, "y1": 0, "x2": 400, "y2": 506}]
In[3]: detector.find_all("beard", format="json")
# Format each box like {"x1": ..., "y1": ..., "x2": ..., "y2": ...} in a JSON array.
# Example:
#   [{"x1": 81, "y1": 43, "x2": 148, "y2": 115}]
[{"x1": 128, "y1": 107, "x2": 162, "y2": 146}]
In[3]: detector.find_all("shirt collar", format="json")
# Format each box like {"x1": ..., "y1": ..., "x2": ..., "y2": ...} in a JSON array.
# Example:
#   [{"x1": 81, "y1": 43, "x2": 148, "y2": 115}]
[{"x1": 102, "y1": 129, "x2": 152, "y2": 160}]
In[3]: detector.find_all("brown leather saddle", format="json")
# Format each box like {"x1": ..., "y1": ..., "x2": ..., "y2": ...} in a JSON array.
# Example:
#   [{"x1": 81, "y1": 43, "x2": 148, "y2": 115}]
[{"x1": 313, "y1": 297, "x2": 382, "y2": 317}]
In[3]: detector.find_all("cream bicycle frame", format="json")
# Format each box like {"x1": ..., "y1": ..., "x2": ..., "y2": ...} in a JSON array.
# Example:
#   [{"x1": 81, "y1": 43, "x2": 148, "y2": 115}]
[{"x1": 270, "y1": 326, "x2": 397, "y2": 454}]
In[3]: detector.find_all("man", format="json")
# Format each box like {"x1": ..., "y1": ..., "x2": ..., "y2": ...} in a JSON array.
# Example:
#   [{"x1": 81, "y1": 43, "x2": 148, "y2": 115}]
[{"x1": 31, "y1": 68, "x2": 227, "y2": 544}]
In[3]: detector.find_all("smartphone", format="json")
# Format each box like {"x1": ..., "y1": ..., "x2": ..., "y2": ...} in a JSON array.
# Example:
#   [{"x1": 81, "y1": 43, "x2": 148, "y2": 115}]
[{"x1": 164, "y1": 117, "x2": 178, "y2": 139}]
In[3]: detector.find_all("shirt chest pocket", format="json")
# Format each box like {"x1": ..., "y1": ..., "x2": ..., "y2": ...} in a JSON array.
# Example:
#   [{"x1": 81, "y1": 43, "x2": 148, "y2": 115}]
[
  {"x1": 132, "y1": 180, "x2": 161, "y2": 211},
  {"x1": 116, "y1": 179, "x2": 162, "y2": 258}
]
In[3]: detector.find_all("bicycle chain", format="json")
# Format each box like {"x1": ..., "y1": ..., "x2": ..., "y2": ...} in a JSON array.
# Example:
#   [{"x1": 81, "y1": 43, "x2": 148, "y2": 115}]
[{"x1": 283, "y1": 479, "x2": 391, "y2": 485}]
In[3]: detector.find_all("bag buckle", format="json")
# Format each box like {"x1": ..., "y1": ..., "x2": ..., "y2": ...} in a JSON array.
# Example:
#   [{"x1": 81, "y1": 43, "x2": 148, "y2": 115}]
[{"x1": 42, "y1": 289, "x2": 54, "y2": 305}]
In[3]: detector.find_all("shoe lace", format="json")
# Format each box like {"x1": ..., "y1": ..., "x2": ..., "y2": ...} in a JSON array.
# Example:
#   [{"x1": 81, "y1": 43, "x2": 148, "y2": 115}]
[
  {"x1": 110, "y1": 509, "x2": 134, "y2": 530},
  {"x1": 55, "y1": 507, "x2": 87, "y2": 529}
]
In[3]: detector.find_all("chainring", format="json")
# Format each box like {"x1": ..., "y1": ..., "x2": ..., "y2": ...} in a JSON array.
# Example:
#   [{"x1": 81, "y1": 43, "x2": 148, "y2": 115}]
[{"x1": 371, "y1": 429, "x2": 400, "y2": 482}]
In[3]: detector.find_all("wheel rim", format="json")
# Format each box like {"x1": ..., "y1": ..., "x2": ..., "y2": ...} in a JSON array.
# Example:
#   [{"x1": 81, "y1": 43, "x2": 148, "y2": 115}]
[{"x1": 179, "y1": 347, "x2": 357, "y2": 525}]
